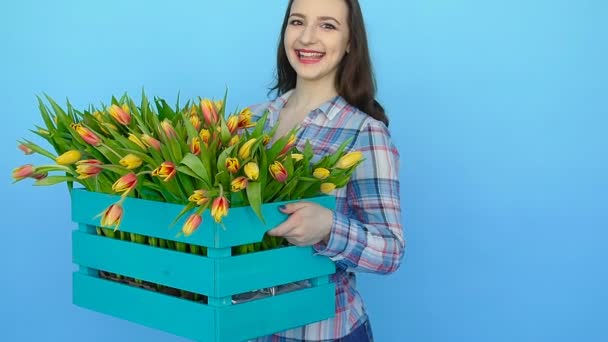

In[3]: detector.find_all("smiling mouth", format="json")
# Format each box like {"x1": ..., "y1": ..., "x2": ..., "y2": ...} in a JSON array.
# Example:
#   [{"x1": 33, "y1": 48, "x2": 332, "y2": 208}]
[{"x1": 296, "y1": 49, "x2": 325, "y2": 64}]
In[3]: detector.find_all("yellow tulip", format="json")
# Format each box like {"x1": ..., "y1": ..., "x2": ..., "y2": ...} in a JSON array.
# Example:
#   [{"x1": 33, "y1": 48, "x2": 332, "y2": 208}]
[
  {"x1": 225, "y1": 157, "x2": 240, "y2": 174},
  {"x1": 56, "y1": 150, "x2": 81, "y2": 165},
  {"x1": 320, "y1": 182, "x2": 336, "y2": 194},
  {"x1": 335, "y1": 151, "x2": 364, "y2": 169},
  {"x1": 128, "y1": 134, "x2": 146, "y2": 149},
  {"x1": 313, "y1": 167, "x2": 330, "y2": 180},
  {"x1": 239, "y1": 138, "x2": 257, "y2": 159},
  {"x1": 189, "y1": 189, "x2": 210, "y2": 206},
  {"x1": 119, "y1": 154, "x2": 142, "y2": 169},
  {"x1": 231, "y1": 176, "x2": 248, "y2": 192},
  {"x1": 244, "y1": 162, "x2": 259, "y2": 181},
  {"x1": 291, "y1": 153, "x2": 304, "y2": 162}
]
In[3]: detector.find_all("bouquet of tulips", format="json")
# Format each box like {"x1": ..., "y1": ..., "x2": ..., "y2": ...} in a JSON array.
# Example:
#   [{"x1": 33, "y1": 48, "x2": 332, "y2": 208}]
[{"x1": 11, "y1": 91, "x2": 363, "y2": 254}]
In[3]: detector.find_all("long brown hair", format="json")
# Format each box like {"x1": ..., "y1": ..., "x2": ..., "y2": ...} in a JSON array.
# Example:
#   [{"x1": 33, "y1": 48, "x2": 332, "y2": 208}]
[{"x1": 270, "y1": 0, "x2": 388, "y2": 126}]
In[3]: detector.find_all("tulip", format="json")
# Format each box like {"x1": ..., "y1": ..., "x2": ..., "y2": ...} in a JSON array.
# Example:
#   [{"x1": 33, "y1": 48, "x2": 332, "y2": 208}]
[
  {"x1": 229, "y1": 135, "x2": 240, "y2": 147},
  {"x1": 141, "y1": 134, "x2": 161, "y2": 151},
  {"x1": 160, "y1": 120, "x2": 177, "y2": 139},
  {"x1": 119, "y1": 154, "x2": 142, "y2": 169},
  {"x1": 269, "y1": 161, "x2": 288, "y2": 183},
  {"x1": 38, "y1": 128, "x2": 49, "y2": 136},
  {"x1": 320, "y1": 182, "x2": 336, "y2": 194},
  {"x1": 225, "y1": 157, "x2": 240, "y2": 174},
  {"x1": 32, "y1": 171, "x2": 48, "y2": 180},
  {"x1": 200, "y1": 99, "x2": 218, "y2": 125},
  {"x1": 238, "y1": 138, "x2": 257, "y2": 159},
  {"x1": 188, "y1": 189, "x2": 210, "y2": 206},
  {"x1": 55, "y1": 150, "x2": 81, "y2": 165},
  {"x1": 291, "y1": 153, "x2": 304, "y2": 162},
  {"x1": 108, "y1": 104, "x2": 131, "y2": 125},
  {"x1": 199, "y1": 129, "x2": 211, "y2": 145},
  {"x1": 190, "y1": 113, "x2": 201, "y2": 130},
  {"x1": 181, "y1": 213, "x2": 202, "y2": 237},
  {"x1": 18, "y1": 144, "x2": 33, "y2": 155},
  {"x1": 231, "y1": 176, "x2": 248, "y2": 192},
  {"x1": 279, "y1": 134, "x2": 296, "y2": 155},
  {"x1": 71, "y1": 123, "x2": 101, "y2": 146},
  {"x1": 313, "y1": 167, "x2": 330, "y2": 180},
  {"x1": 112, "y1": 173, "x2": 138, "y2": 195},
  {"x1": 237, "y1": 108, "x2": 255, "y2": 129},
  {"x1": 262, "y1": 135, "x2": 271, "y2": 146},
  {"x1": 215, "y1": 100, "x2": 224, "y2": 112},
  {"x1": 335, "y1": 151, "x2": 364, "y2": 169},
  {"x1": 75, "y1": 159, "x2": 103, "y2": 179},
  {"x1": 100, "y1": 204, "x2": 123, "y2": 231},
  {"x1": 12, "y1": 164, "x2": 34, "y2": 181},
  {"x1": 226, "y1": 116, "x2": 239, "y2": 134},
  {"x1": 190, "y1": 137, "x2": 201, "y2": 156},
  {"x1": 244, "y1": 162, "x2": 259, "y2": 181},
  {"x1": 152, "y1": 161, "x2": 177, "y2": 182},
  {"x1": 210, "y1": 195, "x2": 229, "y2": 223},
  {"x1": 128, "y1": 134, "x2": 146, "y2": 149}
]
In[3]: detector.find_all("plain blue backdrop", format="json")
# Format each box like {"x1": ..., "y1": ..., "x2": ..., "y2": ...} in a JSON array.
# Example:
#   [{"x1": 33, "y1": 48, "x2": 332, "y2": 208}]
[{"x1": 2, "y1": 0, "x2": 607, "y2": 341}]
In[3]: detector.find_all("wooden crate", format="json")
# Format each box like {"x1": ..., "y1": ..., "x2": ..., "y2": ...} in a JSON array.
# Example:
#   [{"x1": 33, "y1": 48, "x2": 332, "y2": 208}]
[{"x1": 70, "y1": 189, "x2": 336, "y2": 341}]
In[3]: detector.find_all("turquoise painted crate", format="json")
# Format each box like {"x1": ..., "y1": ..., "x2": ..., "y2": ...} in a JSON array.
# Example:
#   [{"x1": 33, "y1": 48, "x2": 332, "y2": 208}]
[{"x1": 70, "y1": 189, "x2": 336, "y2": 342}]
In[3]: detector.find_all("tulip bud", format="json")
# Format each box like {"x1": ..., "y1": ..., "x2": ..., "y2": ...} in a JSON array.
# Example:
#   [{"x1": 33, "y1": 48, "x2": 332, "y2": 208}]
[
  {"x1": 225, "y1": 157, "x2": 240, "y2": 174},
  {"x1": 226, "y1": 116, "x2": 239, "y2": 134},
  {"x1": 199, "y1": 129, "x2": 211, "y2": 145},
  {"x1": 313, "y1": 167, "x2": 330, "y2": 180},
  {"x1": 141, "y1": 134, "x2": 161, "y2": 151},
  {"x1": 160, "y1": 120, "x2": 177, "y2": 139},
  {"x1": 231, "y1": 176, "x2": 248, "y2": 192},
  {"x1": 229, "y1": 135, "x2": 240, "y2": 147},
  {"x1": 190, "y1": 113, "x2": 201, "y2": 131},
  {"x1": 238, "y1": 108, "x2": 255, "y2": 129},
  {"x1": 335, "y1": 151, "x2": 364, "y2": 169},
  {"x1": 55, "y1": 150, "x2": 81, "y2": 165},
  {"x1": 108, "y1": 104, "x2": 131, "y2": 125},
  {"x1": 269, "y1": 161, "x2": 288, "y2": 183},
  {"x1": 291, "y1": 153, "x2": 304, "y2": 162},
  {"x1": 320, "y1": 182, "x2": 336, "y2": 194},
  {"x1": 200, "y1": 99, "x2": 218, "y2": 125},
  {"x1": 244, "y1": 162, "x2": 259, "y2": 181},
  {"x1": 18, "y1": 144, "x2": 33, "y2": 155},
  {"x1": 119, "y1": 154, "x2": 143, "y2": 169},
  {"x1": 279, "y1": 134, "x2": 296, "y2": 155},
  {"x1": 128, "y1": 134, "x2": 146, "y2": 149},
  {"x1": 152, "y1": 161, "x2": 177, "y2": 182},
  {"x1": 100, "y1": 203, "x2": 123, "y2": 231},
  {"x1": 210, "y1": 195, "x2": 229, "y2": 223},
  {"x1": 238, "y1": 138, "x2": 257, "y2": 159},
  {"x1": 32, "y1": 171, "x2": 48, "y2": 180},
  {"x1": 112, "y1": 173, "x2": 138, "y2": 195},
  {"x1": 262, "y1": 135, "x2": 271, "y2": 146},
  {"x1": 11, "y1": 164, "x2": 35, "y2": 181},
  {"x1": 71, "y1": 123, "x2": 101, "y2": 146},
  {"x1": 76, "y1": 159, "x2": 103, "y2": 179},
  {"x1": 188, "y1": 189, "x2": 210, "y2": 206},
  {"x1": 182, "y1": 214, "x2": 202, "y2": 237},
  {"x1": 190, "y1": 137, "x2": 201, "y2": 156}
]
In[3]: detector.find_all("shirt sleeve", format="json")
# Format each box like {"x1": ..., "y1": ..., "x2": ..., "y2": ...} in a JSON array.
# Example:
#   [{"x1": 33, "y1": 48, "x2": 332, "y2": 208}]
[{"x1": 313, "y1": 119, "x2": 405, "y2": 274}]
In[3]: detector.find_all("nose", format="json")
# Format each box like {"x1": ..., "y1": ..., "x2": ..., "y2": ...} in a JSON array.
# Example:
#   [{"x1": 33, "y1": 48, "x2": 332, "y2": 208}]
[{"x1": 298, "y1": 24, "x2": 317, "y2": 45}]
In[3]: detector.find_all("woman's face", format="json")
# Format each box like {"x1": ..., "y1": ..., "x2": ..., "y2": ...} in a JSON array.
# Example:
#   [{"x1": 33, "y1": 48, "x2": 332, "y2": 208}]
[{"x1": 284, "y1": 0, "x2": 350, "y2": 85}]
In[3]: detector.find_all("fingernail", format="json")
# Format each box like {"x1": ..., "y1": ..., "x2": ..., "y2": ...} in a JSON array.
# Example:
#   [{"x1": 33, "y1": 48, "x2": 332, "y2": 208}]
[{"x1": 278, "y1": 205, "x2": 286, "y2": 211}]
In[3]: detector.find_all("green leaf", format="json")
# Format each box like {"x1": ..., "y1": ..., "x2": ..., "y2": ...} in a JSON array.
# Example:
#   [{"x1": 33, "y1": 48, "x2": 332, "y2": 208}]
[
  {"x1": 34, "y1": 175, "x2": 79, "y2": 186},
  {"x1": 251, "y1": 109, "x2": 270, "y2": 137},
  {"x1": 180, "y1": 153, "x2": 211, "y2": 186},
  {"x1": 246, "y1": 181, "x2": 265, "y2": 224}
]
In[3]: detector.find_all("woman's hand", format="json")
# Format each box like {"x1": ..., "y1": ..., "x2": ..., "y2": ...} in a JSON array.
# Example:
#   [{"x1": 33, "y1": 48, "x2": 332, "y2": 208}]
[{"x1": 267, "y1": 201, "x2": 333, "y2": 246}]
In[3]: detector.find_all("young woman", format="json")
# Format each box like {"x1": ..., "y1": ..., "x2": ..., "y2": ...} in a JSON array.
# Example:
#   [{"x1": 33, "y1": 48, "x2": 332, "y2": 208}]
[{"x1": 249, "y1": 0, "x2": 405, "y2": 340}]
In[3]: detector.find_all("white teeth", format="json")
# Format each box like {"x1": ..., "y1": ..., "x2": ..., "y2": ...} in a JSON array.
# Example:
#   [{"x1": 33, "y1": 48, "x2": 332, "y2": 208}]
[{"x1": 298, "y1": 51, "x2": 324, "y2": 58}]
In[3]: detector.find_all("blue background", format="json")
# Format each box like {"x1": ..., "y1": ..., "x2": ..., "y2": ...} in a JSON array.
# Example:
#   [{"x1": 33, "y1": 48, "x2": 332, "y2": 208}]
[{"x1": 1, "y1": 0, "x2": 607, "y2": 341}]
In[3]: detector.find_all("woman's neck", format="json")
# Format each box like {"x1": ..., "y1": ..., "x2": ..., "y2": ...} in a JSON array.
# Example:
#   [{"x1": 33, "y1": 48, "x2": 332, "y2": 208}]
[{"x1": 286, "y1": 77, "x2": 339, "y2": 113}]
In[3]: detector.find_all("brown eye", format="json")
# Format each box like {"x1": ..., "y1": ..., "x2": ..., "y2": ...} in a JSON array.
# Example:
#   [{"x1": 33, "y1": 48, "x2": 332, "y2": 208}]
[
  {"x1": 289, "y1": 19, "x2": 303, "y2": 26},
  {"x1": 321, "y1": 23, "x2": 336, "y2": 30}
]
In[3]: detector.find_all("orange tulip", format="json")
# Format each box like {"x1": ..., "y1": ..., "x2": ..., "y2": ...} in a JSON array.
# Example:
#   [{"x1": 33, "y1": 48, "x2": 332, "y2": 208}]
[
  {"x1": 18, "y1": 144, "x2": 33, "y2": 155},
  {"x1": 182, "y1": 214, "x2": 202, "y2": 237},
  {"x1": 100, "y1": 203, "x2": 123, "y2": 231},
  {"x1": 71, "y1": 123, "x2": 101, "y2": 146},
  {"x1": 225, "y1": 157, "x2": 240, "y2": 174},
  {"x1": 152, "y1": 161, "x2": 177, "y2": 182},
  {"x1": 190, "y1": 137, "x2": 201, "y2": 156},
  {"x1": 210, "y1": 195, "x2": 229, "y2": 223},
  {"x1": 226, "y1": 116, "x2": 239, "y2": 134},
  {"x1": 199, "y1": 129, "x2": 211, "y2": 145},
  {"x1": 279, "y1": 134, "x2": 296, "y2": 155},
  {"x1": 108, "y1": 104, "x2": 131, "y2": 125},
  {"x1": 112, "y1": 173, "x2": 138, "y2": 195},
  {"x1": 269, "y1": 161, "x2": 288, "y2": 183},
  {"x1": 200, "y1": 99, "x2": 218, "y2": 125},
  {"x1": 75, "y1": 159, "x2": 103, "y2": 179},
  {"x1": 141, "y1": 134, "x2": 161, "y2": 151},
  {"x1": 237, "y1": 108, "x2": 256, "y2": 129},
  {"x1": 160, "y1": 120, "x2": 177, "y2": 139},
  {"x1": 190, "y1": 113, "x2": 201, "y2": 130},
  {"x1": 11, "y1": 164, "x2": 34, "y2": 181},
  {"x1": 231, "y1": 176, "x2": 248, "y2": 192}
]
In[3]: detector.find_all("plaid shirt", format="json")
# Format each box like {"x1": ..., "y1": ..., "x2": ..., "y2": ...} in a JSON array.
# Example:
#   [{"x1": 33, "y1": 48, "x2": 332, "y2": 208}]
[{"x1": 248, "y1": 90, "x2": 405, "y2": 341}]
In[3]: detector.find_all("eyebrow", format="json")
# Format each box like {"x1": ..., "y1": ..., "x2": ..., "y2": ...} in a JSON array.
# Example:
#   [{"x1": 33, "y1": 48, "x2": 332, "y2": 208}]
[{"x1": 289, "y1": 12, "x2": 342, "y2": 26}]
